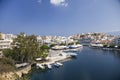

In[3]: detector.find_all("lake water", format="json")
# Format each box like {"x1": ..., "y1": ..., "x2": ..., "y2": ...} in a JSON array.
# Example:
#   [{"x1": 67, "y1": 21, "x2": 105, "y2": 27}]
[{"x1": 30, "y1": 46, "x2": 120, "y2": 80}]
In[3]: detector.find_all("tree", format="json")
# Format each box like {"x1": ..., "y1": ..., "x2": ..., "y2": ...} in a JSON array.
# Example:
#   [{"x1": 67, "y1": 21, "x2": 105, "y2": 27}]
[
  {"x1": 3, "y1": 32, "x2": 49, "y2": 63},
  {"x1": 103, "y1": 44, "x2": 108, "y2": 48},
  {"x1": 50, "y1": 44, "x2": 56, "y2": 48},
  {"x1": 40, "y1": 45, "x2": 50, "y2": 52},
  {"x1": 60, "y1": 43, "x2": 66, "y2": 46},
  {"x1": 109, "y1": 44, "x2": 115, "y2": 48},
  {"x1": 68, "y1": 42, "x2": 74, "y2": 45},
  {"x1": 76, "y1": 41, "x2": 80, "y2": 44},
  {"x1": 39, "y1": 45, "x2": 50, "y2": 58}
]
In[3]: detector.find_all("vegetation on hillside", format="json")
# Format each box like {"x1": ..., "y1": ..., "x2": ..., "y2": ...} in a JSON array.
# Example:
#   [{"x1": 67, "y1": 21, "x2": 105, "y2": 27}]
[{"x1": 0, "y1": 57, "x2": 16, "y2": 73}]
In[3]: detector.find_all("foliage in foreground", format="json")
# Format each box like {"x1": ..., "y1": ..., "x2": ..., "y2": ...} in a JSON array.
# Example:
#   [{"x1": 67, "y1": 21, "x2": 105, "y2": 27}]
[{"x1": 0, "y1": 57, "x2": 16, "y2": 73}]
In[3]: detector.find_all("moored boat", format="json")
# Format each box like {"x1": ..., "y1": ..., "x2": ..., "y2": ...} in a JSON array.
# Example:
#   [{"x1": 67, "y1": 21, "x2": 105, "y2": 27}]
[
  {"x1": 46, "y1": 64, "x2": 52, "y2": 69},
  {"x1": 36, "y1": 63, "x2": 45, "y2": 69},
  {"x1": 67, "y1": 52, "x2": 78, "y2": 57},
  {"x1": 69, "y1": 44, "x2": 83, "y2": 49},
  {"x1": 54, "y1": 62, "x2": 63, "y2": 67}
]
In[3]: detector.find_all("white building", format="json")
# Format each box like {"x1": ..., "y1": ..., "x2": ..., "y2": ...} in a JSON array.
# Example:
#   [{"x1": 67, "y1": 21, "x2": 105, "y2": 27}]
[
  {"x1": 0, "y1": 32, "x2": 16, "y2": 40},
  {"x1": 0, "y1": 32, "x2": 5, "y2": 40},
  {"x1": 0, "y1": 33, "x2": 15, "y2": 49},
  {"x1": 5, "y1": 34, "x2": 16, "y2": 40},
  {"x1": 0, "y1": 40, "x2": 12, "y2": 49}
]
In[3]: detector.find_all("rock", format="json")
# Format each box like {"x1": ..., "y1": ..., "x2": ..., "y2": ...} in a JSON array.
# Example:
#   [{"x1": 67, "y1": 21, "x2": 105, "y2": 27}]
[{"x1": 0, "y1": 65, "x2": 31, "y2": 80}]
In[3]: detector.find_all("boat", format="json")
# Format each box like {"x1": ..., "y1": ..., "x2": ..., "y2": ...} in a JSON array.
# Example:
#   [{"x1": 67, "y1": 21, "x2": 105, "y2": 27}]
[
  {"x1": 51, "y1": 45, "x2": 68, "y2": 50},
  {"x1": 54, "y1": 63, "x2": 59, "y2": 67},
  {"x1": 45, "y1": 64, "x2": 52, "y2": 69},
  {"x1": 36, "y1": 63, "x2": 45, "y2": 69},
  {"x1": 54, "y1": 62, "x2": 63, "y2": 67},
  {"x1": 90, "y1": 43, "x2": 103, "y2": 48},
  {"x1": 64, "y1": 48, "x2": 81, "y2": 52},
  {"x1": 69, "y1": 44, "x2": 83, "y2": 49},
  {"x1": 56, "y1": 62, "x2": 63, "y2": 66},
  {"x1": 67, "y1": 52, "x2": 77, "y2": 57},
  {"x1": 36, "y1": 58, "x2": 42, "y2": 61}
]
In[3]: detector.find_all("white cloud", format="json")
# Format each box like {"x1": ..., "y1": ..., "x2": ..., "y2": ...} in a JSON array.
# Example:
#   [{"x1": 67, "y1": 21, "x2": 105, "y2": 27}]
[{"x1": 50, "y1": 0, "x2": 68, "y2": 7}]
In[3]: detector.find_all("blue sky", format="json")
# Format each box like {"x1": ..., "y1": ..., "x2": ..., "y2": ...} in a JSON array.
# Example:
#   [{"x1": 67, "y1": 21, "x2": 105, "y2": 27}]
[{"x1": 0, "y1": 0, "x2": 120, "y2": 36}]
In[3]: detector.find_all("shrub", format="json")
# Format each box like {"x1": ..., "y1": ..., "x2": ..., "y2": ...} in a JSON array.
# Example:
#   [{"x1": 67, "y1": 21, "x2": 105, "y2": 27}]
[{"x1": 0, "y1": 57, "x2": 16, "y2": 73}]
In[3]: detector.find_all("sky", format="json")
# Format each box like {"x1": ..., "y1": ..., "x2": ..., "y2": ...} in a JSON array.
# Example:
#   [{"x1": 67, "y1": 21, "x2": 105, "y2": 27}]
[{"x1": 0, "y1": 0, "x2": 120, "y2": 36}]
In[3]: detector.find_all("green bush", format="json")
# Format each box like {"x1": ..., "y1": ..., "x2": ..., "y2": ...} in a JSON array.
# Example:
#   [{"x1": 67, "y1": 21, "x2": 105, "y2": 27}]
[
  {"x1": 103, "y1": 44, "x2": 108, "y2": 48},
  {"x1": 50, "y1": 44, "x2": 56, "y2": 48},
  {"x1": 76, "y1": 41, "x2": 80, "y2": 44}
]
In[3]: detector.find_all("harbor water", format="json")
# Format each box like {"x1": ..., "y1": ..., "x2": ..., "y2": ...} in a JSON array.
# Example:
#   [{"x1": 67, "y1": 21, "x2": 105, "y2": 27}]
[{"x1": 30, "y1": 46, "x2": 120, "y2": 80}]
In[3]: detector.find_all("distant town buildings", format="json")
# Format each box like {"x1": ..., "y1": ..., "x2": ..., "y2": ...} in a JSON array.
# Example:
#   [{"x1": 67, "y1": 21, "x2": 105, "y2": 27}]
[
  {"x1": 78, "y1": 32, "x2": 115, "y2": 45},
  {"x1": 37, "y1": 35, "x2": 74, "y2": 45},
  {"x1": 0, "y1": 32, "x2": 120, "y2": 50}
]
